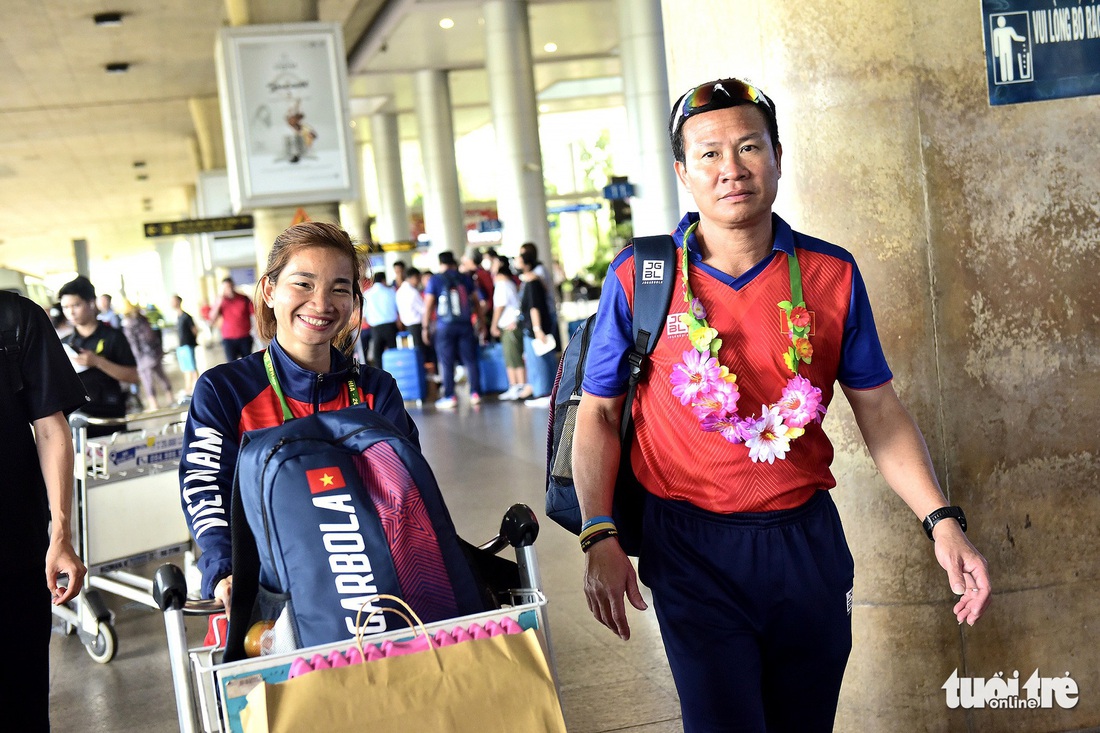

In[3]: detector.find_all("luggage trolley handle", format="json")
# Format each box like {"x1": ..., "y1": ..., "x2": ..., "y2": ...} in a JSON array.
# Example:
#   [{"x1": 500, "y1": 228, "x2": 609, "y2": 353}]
[
  {"x1": 478, "y1": 504, "x2": 541, "y2": 596},
  {"x1": 153, "y1": 564, "x2": 222, "y2": 733}
]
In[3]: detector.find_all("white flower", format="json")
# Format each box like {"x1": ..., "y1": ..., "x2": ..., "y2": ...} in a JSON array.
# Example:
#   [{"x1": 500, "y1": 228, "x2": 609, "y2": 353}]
[{"x1": 742, "y1": 405, "x2": 792, "y2": 464}]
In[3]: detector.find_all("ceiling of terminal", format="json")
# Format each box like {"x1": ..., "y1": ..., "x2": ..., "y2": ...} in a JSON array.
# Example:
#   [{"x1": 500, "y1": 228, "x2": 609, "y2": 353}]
[{"x1": 0, "y1": 0, "x2": 620, "y2": 279}]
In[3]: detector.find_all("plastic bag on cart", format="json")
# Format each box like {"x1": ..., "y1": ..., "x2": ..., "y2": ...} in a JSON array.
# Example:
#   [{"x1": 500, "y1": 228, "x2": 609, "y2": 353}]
[{"x1": 238, "y1": 596, "x2": 566, "y2": 733}]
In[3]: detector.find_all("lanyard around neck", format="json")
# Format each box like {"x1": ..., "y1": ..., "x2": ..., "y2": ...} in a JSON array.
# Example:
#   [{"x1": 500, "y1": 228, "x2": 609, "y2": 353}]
[{"x1": 263, "y1": 349, "x2": 361, "y2": 423}]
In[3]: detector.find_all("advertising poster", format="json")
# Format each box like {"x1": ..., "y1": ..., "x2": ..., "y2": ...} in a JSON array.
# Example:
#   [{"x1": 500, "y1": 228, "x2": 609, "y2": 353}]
[
  {"x1": 217, "y1": 23, "x2": 358, "y2": 209},
  {"x1": 981, "y1": 0, "x2": 1100, "y2": 105}
]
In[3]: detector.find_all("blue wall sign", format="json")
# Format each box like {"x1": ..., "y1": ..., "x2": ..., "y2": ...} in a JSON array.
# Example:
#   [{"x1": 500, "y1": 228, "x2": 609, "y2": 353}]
[
  {"x1": 548, "y1": 203, "x2": 603, "y2": 214},
  {"x1": 982, "y1": 0, "x2": 1100, "y2": 105},
  {"x1": 602, "y1": 182, "x2": 635, "y2": 200}
]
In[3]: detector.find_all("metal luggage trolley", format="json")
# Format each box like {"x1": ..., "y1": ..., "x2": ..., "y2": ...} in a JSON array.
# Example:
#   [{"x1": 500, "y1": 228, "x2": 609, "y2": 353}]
[
  {"x1": 154, "y1": 504, "x2": 556, "y2": 733},
  {"x1": 53, "y1": 407, "x2": 196, "y2": 663}
]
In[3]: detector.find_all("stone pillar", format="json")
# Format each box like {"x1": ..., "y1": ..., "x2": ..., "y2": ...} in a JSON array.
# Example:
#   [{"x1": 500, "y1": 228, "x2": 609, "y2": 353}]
[
  {"x1": 616, "y1": 0, "x2": 678, "y2": 235},
  {"x1": 251, "y1": 203, "x2": 340, "y2": 280},
  {"x1": 662, "y1": 0, "x2": 1100, "y2": 731},
  {"x1": 370, "y1": 110, "x2": 411, "y2": 274},
  {"x1": 483, "y1": 0, "x2": 550, "y2": 252},
  {"x1": 414, "y1": 69, "x2": 466, "y2": 259},
  {"x1": 73, "y1": 239, "x2": 90, "y2": 278}
]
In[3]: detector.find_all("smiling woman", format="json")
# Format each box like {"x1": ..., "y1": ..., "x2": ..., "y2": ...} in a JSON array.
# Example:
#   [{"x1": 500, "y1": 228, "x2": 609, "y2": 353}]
[
  {"x1": 178, "y1": 221, "x2": 421, "y2": 610},
  {"x1": 256, "y1": 222, "x2": 362, "y2": 373}
]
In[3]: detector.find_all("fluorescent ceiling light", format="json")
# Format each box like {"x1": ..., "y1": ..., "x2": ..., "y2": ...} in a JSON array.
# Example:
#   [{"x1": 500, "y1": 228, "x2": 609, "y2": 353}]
[
  {"x1": 439, "y1": 18, "x2": 455, "y2": 29},
  {"x1": 544, "y1": 42, "x2": 558, "y2": 53}
]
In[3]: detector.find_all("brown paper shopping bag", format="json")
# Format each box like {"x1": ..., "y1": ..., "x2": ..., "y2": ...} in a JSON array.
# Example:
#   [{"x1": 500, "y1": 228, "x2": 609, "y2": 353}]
[{"x1": 240, "y1": 596, "x2": 566, "y2": 733}]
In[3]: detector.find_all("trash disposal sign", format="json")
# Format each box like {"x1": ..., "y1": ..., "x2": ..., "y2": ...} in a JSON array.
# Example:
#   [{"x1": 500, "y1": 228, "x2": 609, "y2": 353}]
[{"x1": 982, "y1": 0, "x2": 1100, "y2": 105}]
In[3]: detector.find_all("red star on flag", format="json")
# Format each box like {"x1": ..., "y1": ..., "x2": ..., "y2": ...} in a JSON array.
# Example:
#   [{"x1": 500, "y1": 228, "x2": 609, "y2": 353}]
[{"x1": 306, "y1": 466, "x2": 346, "y2": 494}]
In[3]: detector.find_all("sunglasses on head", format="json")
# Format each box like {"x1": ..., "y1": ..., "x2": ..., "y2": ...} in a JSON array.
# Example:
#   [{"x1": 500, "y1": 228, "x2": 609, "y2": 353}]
[{"x1": 673, "y1": 79, "x2": 771, "y2": 138}]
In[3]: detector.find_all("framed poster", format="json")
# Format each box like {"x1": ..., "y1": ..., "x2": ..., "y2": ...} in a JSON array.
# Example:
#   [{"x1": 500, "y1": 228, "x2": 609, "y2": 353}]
[{"x1": 216, "y1": 23, "x2": 359, "y2": 210}]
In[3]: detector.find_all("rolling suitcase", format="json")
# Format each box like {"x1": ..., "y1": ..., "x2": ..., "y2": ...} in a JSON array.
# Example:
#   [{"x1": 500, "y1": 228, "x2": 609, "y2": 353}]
[
  {"x1": 478, "y1": 343, "x2": 510, "y2": 394},
  {"x1": 382, "y1": 347, "x2": 427, "y2": 405}
]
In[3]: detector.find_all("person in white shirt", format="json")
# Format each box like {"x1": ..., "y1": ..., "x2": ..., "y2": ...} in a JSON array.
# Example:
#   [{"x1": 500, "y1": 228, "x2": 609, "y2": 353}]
[
  {"x1": 362, "y1": 271, "x2": 399, "y2": 366},
  {"x1": 395, "y1": 267, "x2": 426, "y2": 354},
  {"x1": 489, "y1": 261, "x2": 530, "y2": 400}
]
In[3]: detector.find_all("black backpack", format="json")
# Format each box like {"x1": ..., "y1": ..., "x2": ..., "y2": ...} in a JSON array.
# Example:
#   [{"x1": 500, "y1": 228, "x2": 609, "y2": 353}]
[{"x1": 544, "y1": 235, "x2": 677, "y2": 555}]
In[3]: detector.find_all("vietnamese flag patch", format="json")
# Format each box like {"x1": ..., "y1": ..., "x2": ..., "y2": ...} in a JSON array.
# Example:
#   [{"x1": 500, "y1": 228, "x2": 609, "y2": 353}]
[{"x1": 306, "y1": 466, "x2": 346, "y2": 494}]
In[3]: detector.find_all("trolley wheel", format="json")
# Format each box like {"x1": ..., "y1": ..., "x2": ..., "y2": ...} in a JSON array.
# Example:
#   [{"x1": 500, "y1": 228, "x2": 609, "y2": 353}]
[{"x1": 85, "y1": 622, "x2": 118, "y2": 664}]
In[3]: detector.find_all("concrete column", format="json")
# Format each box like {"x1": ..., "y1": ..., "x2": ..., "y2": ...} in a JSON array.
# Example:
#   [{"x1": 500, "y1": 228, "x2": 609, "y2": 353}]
[
  {"x1": 616, "y1": 0, "x2": 678, "y2": 236},
  {"x1": 338, "y1": 199, "x2": 367, "y2": 246},
  {"x1": 369, "y1": 111, "x2": 412, "y2": 274},
  {"x1": 370, "y1": 111, "x2": 410, "y2": 247},
  {"x1": 73, "y1": 239, "x2": 90, "y2": 278},
  {"x1": 155, "y1": 240, "x2": 177, "y2": 300},
  {"x1": 251, "y1": 203, "x2": 340, "y2": 281},
  {"x1": 483, "y1": 0, "x2": 550, "y2": 252},
  {"x1": 414, "y1": 69, "x2": 466, "y2": 259}
]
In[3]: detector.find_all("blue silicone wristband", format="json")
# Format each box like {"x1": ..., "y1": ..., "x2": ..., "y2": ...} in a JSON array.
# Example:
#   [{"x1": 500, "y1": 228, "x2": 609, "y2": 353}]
[{"x1": 581, "y1": 515, "x2": 616, "y2": 532}]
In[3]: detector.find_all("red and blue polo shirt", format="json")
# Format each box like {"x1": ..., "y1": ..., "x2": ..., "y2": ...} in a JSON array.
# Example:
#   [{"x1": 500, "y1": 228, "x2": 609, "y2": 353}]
[{"x1": 582, "y1": 212, "x2": 892, "y2": 514}]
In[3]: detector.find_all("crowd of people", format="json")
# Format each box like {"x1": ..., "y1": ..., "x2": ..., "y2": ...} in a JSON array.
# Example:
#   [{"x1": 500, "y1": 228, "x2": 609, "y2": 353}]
[{"x1": 357, "y1": 241, "x2": 564, "y2": 409}]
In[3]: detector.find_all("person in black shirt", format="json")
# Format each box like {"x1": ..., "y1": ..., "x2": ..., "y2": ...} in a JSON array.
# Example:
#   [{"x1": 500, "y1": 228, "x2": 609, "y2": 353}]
[
  {"x1": 171, "y1": 294, "x2": 199, "y2": 395},
  {"x1": 518, "y1": 251, "x2": 559, "y2": 406},
  {"x1": 0, "y1": 291, "x2": 89, "y2": 732},
  {"x1": 58, "y1": 276, "x2": 138, "y2": 430}
]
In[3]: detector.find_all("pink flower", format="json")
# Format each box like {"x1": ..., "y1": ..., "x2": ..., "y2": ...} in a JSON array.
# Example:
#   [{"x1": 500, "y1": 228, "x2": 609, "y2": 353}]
[
  {"x1": 789, "y1": 307, "x2": 811, "y2": 329},
  {"x1": 741, "y1": 406, "x2": 792, "y2": 463},
  {"x1": 670, "y1": 349, "x2": 721, "y2": 405},
  {"x1": 777, "y1": 375, "x2": 826, "y2": 428},
  {"x1": 690, "y1": 298, "x2": 707, "y2": 320},
  {"x1": 690, "y1": 378, "x2": 740, "y2": 419}
]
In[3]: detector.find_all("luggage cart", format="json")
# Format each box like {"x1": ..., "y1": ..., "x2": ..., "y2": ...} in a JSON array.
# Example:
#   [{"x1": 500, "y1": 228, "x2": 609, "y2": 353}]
[
  {"x1": 53, "y1": 407, "x2": 196, "y2": 663},
  {"x1": 155, "y1": 504, "x2": 554, "y2": 733}
]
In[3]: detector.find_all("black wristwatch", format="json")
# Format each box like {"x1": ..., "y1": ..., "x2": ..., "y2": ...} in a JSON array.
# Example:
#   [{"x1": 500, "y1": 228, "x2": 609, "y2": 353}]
[{"x1": 923, "y1": 506, "x2": 967, "y2": 541}]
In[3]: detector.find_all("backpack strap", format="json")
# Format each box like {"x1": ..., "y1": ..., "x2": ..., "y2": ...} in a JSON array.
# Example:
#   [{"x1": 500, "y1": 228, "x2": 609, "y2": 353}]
[
  {"x1": 223, "y1": 434, "x2": 261, "y2": 663},
  {"x1": 620, "y1": 234, "x2": 677, "y2": 441}
]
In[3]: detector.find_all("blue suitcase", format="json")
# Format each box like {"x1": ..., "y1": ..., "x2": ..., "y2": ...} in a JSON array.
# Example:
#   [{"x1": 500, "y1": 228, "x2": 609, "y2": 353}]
[
  {"x1": 382, "y1": 347, "x2": 427, "y2": 405},
  {"x1": 478, "y1": 343, "x2": 510, "y2": 394}
]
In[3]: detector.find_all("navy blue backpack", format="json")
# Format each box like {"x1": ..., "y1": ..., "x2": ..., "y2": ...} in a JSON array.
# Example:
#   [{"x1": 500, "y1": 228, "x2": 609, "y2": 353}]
[
  {"x1": 224, "y1": 405, "x2": 487, "y2": 661},
  {"x1": 544, "y1": 235, "x2": 677, "y2": 556}
]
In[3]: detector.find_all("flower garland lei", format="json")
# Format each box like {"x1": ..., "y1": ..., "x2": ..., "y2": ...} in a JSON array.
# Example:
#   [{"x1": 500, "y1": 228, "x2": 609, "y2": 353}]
[{"x1": 670, "y1": 222, "x2": 826, "y2": 463}]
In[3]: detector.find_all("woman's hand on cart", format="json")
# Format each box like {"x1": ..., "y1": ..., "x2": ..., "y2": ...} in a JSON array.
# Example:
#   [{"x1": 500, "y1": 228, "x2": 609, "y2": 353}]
[
  {"x1": 46, "y1": 537, "x2": 86, "y2": 604},
  {"x1": 214, "y1": 574, "x2": 233, "y2": 616}
]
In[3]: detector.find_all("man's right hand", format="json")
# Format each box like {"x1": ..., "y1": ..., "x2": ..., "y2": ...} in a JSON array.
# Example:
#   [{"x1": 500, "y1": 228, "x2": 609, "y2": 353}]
[
  {"x1": 214, "y1": 575, "x2": 233, "y2": 618},
  {"x1": 583, "y1": 539, "x2": 648, "y2": 640}
]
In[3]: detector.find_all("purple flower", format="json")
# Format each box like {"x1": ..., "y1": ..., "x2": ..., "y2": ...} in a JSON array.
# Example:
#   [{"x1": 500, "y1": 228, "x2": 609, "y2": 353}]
[
  {"x1": 691, "y1": 378, "x2": 740, "y2": 419},
  {"x1": 690, "y1": 298, "x2": 707, "y2": 320}
]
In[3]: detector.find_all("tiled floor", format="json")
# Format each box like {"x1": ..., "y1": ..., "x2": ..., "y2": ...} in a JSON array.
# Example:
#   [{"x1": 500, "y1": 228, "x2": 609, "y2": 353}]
[{"x1": 48, "y1": 383, "x2": 683, "y2": 732}]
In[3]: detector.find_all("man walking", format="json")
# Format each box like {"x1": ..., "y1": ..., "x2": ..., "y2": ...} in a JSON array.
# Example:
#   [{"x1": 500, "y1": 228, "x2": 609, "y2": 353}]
[
  {"x1": 574, "y1": 77, "x2": 991, "y2": 732},
  {"x1": 210, "y1": 277, "x2": 254, "y2": 361},
  {"x1": 422, "y1": 251, "x2": 482, "y2": 408},
  {"x1": 0, "y1": 291, "x2": 89, "y2": 731},
  {"x1": 58, "y1": 276, "x2": 139, "y2": 433}
]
